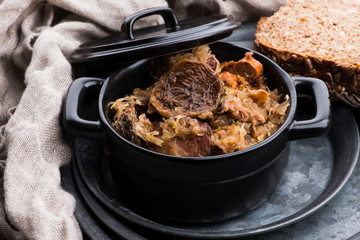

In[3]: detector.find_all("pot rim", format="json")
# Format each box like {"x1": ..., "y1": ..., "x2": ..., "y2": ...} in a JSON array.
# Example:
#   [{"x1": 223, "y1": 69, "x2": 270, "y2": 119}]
[{"x1": 97, "y1": 43, "x2": 297, "y2": 162}]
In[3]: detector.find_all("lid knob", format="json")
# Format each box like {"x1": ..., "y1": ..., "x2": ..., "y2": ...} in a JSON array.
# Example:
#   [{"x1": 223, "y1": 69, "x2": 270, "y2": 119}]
[{"x1": 121, "y1": 7, "x2": 180, "y2": 40}]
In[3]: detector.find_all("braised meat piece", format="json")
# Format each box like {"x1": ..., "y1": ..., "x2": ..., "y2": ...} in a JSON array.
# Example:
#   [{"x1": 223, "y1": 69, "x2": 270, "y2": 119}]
[
  {"x1": 149, "y1": 116, "x2": 212, "y2": 157},
  {"x1": 150, "y1": 59, "x2": 223, "y2": 120},
  {"x1": 206, "y1": 54, "x2": 220, "y2": 72},
  {"x1": 149, "y1": 45, "x2": 220, "y2": 80},
  {"x1": 109, "y1": 95, "x2": 144, "y2": 146},
  {"x1": 108, "y1": 87, "x2": 163, "y2": 147},
  {"x1": 168, "y1": 45, "x2": 220, "y2": 73}
]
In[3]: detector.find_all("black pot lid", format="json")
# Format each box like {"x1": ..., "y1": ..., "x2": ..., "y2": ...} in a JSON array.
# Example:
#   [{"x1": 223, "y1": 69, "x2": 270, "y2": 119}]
[{"x1": 70, "y1": 7, "x2": 241, "y2": 65}]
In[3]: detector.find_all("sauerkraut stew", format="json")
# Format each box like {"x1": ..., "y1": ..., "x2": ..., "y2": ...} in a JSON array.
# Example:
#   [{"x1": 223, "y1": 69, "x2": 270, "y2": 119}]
[{"x1": 108, "y1": 46, "x2": 290, "y2": 157}]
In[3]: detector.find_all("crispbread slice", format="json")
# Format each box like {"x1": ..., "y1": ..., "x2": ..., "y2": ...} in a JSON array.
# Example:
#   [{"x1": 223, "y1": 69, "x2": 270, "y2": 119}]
[{"x1": 254, "y1": 0, "x2": 360, "y2": 102}]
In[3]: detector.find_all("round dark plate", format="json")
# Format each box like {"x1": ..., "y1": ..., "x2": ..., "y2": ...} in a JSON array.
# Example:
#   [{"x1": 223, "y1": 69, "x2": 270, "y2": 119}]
[
  {"x1": 72, "y1": 101, "x2": 359, "y2": 239},
  {"x1": 60, "y1": 155, "x2": 118, "y2": 240},
  {"x1": 70, "y1": 154, "x2": 150, "y2": 240}
]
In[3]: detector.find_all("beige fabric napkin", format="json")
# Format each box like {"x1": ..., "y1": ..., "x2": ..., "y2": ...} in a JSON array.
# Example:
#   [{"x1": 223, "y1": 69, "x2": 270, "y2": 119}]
[{"x1": 0, "y1": 0, "x2": 286, "y2": 239}]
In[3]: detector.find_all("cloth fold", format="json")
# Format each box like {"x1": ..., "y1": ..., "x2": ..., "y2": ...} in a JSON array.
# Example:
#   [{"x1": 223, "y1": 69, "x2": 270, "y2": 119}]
[{"x1": 0, "y1": 0, "x2": 286, "y2": 239}]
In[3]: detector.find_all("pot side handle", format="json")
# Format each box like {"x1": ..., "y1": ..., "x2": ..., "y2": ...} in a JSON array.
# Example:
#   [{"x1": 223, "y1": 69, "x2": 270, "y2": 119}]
[
  {"x1": 63, "y1": 77, "x2": 106, "y2": 141},
  {"x1": 289, "y1": 77, "x2": 331, "y2": 140}
]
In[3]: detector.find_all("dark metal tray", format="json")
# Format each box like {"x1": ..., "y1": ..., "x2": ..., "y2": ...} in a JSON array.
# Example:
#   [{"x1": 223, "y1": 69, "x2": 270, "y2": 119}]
[{"x1": 62, "y1": 101, "x2": 359, "y2": 240}]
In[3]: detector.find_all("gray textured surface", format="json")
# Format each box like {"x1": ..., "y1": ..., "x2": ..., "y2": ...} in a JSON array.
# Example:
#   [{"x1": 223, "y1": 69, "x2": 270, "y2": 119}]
[{"x1": 245, "y1": 152, "x2": 360, "y2": 240}]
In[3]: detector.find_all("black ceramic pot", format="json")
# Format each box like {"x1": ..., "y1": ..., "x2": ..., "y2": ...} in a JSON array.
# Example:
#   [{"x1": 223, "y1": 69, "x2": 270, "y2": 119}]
[{"x1": 64, "y1": 42, "x2": 331, "y2": 223}]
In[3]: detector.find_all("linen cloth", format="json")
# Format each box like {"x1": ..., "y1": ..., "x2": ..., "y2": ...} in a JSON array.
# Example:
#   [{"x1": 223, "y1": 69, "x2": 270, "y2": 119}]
[{"x1": 0, "y1": 0, "x2": 286, "y2": 239}]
